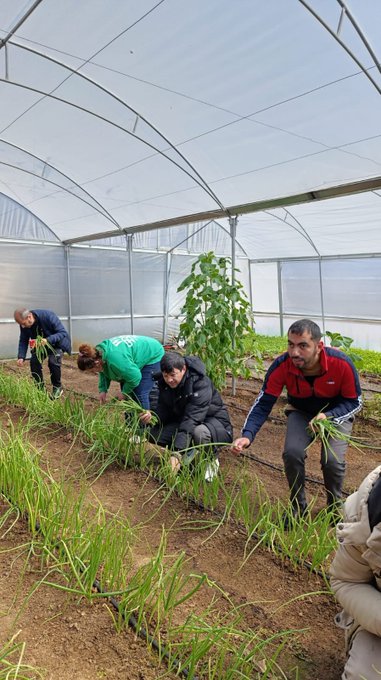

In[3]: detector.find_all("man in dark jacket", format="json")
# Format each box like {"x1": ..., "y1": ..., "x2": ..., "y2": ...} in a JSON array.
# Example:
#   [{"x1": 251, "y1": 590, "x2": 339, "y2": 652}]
[
  {"x1": 14, "y1": 307, "x2": 71, "y2": 399},
  {"x1": 140, "y1": 351, "x2": 233, "y2": 477}
]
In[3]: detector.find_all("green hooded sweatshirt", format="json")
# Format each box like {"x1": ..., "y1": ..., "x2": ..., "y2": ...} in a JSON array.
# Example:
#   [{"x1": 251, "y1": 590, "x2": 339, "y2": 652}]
[{"x1": 96, "y1": 335, "x2": 164, "y2": 395}]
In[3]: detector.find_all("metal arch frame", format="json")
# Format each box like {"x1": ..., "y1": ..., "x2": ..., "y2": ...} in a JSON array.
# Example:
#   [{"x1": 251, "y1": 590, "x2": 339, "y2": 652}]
[
  {"x1": 212, "y1": 219, "x2": 249, "y2": 258},
  {"x1": 0, "y1": 159, "x2": 123, "y2": 229},
  {"x1": 0, "y1": 189, "x2": 60, "y2": 241},
  {"x1": 247, "y1": 207, "x2": 327, "y2": 335},
  {"x1": 5, "y1": 39, "x2": 227, "y2": 214},
  {"x1": 298, "y1": 0, "x2": 381, "y2": 95},
  {"x1": 263, "y1": 208, "x2": 320, "y2": 257},
  {"x1": 0, "y1": 0, "x2": 44, "y2": 49},
  {"x1": 161, "y1": 218, "x2": 248, "y2": 343},
  {"x1": 0, "y1": 73, "x2": 224, "y2": 220},
  {"x1": 0, "y1": 138, "x2": 121, "y2": 229},
  {"x1": 334, "y1": 0, "x2": 381, "y2": 73}
]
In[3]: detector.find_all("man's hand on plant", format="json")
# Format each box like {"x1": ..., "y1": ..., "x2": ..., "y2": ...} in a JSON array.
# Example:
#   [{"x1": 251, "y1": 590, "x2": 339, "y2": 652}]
[
  {"x1": 116, "y1": 391, "x2": 125, "y2": 401},
  {"x1": 231, "y1": 437, "x2": 251, "y2": 455},
  {"x1": 16, "y1": 358, "x2": 24, "y2": 367},
  {"x1": 99, "y1": 392, "x2": 107, "y2": 404},
  {"x1": 139, "y1": 411, "x2": 152, "y2": 425},
  {"x1": 309, "y1": 412, "x2": 327, "y2": 432}
]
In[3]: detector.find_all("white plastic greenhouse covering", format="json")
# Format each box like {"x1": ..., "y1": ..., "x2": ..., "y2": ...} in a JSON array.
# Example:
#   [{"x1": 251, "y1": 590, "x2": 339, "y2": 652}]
[{"x1": 1, "y1": 0, "x2": 381, "y2": 357}]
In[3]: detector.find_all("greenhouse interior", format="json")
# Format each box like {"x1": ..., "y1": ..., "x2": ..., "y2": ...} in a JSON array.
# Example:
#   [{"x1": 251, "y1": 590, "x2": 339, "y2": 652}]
[{"x1": 1, "y1": 0, "x2": 381, "y2": 357}]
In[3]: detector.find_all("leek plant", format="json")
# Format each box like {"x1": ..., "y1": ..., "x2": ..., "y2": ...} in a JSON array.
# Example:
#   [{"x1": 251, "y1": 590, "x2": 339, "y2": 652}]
[
  {"x1": 31, "y1": 334, "x2": 57, "y2": 364},
  {"x1": 116, "y1": 529, "x2": 205, "y2": 636},
  {"x1": 167, "y1": 611, "x2": 299, "y2": 679},
  {"x1": 0, "y1": 380, "x2": 329, "y2": 678},
  {"x1": 308, "y1": 415, "x2": 379, "y2": 462},
  {"x1": 0, "y1": 368, "x2": 338, "y2": 575},
  {"x1": 0, "y1": 632, "x2": 44, "y2": 679},
  {"x1": 0, "y1": 425, "x2": 135, "y2": 599}
]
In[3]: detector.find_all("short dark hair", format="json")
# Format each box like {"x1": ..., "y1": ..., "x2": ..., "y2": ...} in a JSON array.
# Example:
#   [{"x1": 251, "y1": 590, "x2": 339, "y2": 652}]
[
  {"x1": 288, "y1": 319, "x2": 322, "y2": 341},
  {"x1": 160, "y1": 351, "x2": 186, "y2": 373}
]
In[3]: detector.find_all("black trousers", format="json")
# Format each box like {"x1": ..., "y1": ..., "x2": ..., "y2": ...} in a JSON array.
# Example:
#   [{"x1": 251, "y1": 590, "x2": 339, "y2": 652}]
[{"x1": 30, "y1": 349, "x2": 63, "y2": 389}]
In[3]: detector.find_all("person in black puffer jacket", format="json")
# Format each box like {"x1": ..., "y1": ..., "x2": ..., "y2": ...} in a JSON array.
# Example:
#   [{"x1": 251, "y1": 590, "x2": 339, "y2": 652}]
[{"x1": 140, "y1": 351, "x2": 233, "y2": 475}]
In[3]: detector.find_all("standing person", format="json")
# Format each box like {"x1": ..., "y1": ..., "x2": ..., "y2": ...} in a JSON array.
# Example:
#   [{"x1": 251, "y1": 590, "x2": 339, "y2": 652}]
[
  {"x1": 14, "y1": 307, "x2": 71, "y2": 399},
  {"x1": 232, "y1": 319, "x2": 362, "y2": 522},
  {"x1": 330, "y1": 465, "x2": 381, "y2": 679},
  {"x1": 77, "y1": 335, "x2": 164, "y2": 408},
  {"x1": 139, "y1": 351, "x2": 233, "y2": 477}
]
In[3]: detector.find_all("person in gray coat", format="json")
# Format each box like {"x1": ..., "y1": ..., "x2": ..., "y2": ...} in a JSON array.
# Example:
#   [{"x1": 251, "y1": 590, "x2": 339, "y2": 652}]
[{"x1": 330, "y1": 465, "x2": 381, "y2": 679}]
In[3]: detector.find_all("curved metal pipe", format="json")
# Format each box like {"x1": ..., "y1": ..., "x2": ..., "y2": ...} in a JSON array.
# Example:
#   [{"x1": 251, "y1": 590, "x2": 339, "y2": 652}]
[
  {"x1": 0, "y1": 138, "x2": 120, "y2": 229},
  {"x1": 6, "y1": 39, "x2": 227, "y2": 213}
]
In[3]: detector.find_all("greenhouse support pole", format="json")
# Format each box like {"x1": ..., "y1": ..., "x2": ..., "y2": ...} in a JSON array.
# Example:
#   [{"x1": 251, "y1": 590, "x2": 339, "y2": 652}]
[
  {"x1": 230, "y1": 215, "x2": 238, "y2": 396},
  {"x1": 126, "y1": 234, "x2": 134, "y2": 334},
  {"x1": 277, "y1": 261, "x2": 284, "y2": 336},
  {"x1": 64, "y1": 245, "x2": 73, "y2": 342},
  {"x1": 163, "y1": 251, "x2": 172, "y2": 343},
  {"x1": 248, "y1": 261, "x2": 254, "y2": 330},
  {"x1": 318, "y1": 257, "x2": 326, "y2": 335}
]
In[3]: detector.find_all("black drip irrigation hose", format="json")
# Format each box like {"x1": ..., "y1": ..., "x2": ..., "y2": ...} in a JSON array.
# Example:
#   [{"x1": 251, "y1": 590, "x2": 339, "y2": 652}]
[
  {"x1": 0, "y1": 495, "x2": 197, "y2": 680},
  {"x1": 137, "y1": 466, "x2": 328, "y2": 581},
  {"x1": 0, "y1": 377, "x2": 340, "y2": 583},
  {"x1": 240, "y1": 451, "x2": 351, "y2": 498},
  {"x1": 94, "y1": 580, "x2": 196, "y2": 680}
]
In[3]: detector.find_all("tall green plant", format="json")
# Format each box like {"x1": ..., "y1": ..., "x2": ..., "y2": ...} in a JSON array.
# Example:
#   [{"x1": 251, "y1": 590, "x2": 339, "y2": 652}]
[
  {"x1": 177, "y1": 252, "x2": 261, "y2": 389},
  {"x1": 325, "y1": 330, "x2": 363, "y2": 369}
]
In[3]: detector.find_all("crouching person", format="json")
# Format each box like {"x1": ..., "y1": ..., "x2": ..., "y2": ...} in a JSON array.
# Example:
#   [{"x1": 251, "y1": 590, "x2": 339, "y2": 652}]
[
  {"x1": 140, "y1": 352, "x2": 233, "y2": 479},
  {"x1": 330, "y1": 465, "x2": 381, "y2": 679}
]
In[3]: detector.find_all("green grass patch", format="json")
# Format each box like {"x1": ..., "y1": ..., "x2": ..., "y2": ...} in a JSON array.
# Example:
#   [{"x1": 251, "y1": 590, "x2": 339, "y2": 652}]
[{"x1": 244, "y1": 334, "x2": 381, "y2": 375}]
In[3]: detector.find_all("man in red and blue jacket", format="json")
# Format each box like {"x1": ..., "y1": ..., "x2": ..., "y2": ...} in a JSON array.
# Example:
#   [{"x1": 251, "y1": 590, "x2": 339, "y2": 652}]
[{"x1": 232, "y1": 319, "x2": 362, "y2": 519}]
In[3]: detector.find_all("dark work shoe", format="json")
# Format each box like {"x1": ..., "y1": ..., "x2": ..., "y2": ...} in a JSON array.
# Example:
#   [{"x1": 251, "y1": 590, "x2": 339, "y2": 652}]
[{"x1": 51, "y1": 386, "x2": 63, "y2": 400}]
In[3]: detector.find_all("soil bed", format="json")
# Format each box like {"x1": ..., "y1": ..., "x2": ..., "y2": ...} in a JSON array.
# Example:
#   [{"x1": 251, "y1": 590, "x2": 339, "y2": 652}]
[{"x1": 1, "y1": 358, "x2": 381, "y2": 679}]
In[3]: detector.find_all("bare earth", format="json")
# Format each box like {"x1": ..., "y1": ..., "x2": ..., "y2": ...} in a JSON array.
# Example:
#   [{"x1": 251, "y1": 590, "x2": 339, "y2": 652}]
[{"x1": 1, "y1": 357, "x2": 381, "y2": 680}]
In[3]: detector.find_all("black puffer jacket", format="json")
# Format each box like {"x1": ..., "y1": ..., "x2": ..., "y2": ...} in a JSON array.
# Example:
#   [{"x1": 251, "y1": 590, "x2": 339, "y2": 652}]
[{"x1": 154, "y1": 356, "x2": 233, "y2": 450}]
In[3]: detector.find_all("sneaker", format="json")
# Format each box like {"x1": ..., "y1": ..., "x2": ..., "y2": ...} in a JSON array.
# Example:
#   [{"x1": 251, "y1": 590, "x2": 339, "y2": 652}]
[
  {"x1": 205, "y1": 459, "x2": 220, "y2": 482},
  {"x1": 182, "y1": 449, "x2": 197, "y2": 466},
  {"x1": 51, "y1": 387, "x2": 63, "y2": 400}
]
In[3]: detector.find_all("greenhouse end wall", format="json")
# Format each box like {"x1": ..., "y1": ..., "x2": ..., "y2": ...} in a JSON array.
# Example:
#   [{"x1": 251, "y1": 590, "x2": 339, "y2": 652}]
[
  {"x1": 1, "y1": 241, "x2": 380, "y2": 359},
  {"x1": 0, "y1": 241, "x2": 250, "y2": 359},
  {"x1": 251, "y1": 259, "x2": 381, "y2": 350}
]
